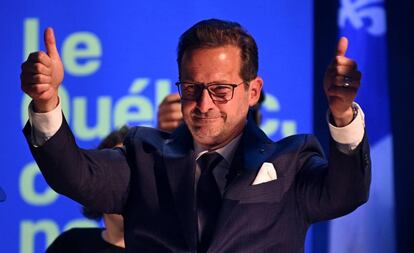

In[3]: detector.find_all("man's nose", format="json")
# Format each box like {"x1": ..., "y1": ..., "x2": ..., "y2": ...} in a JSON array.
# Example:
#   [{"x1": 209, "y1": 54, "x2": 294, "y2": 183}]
[{"x1": 196, "y1": 89, "x2": 215, "y2": 112}]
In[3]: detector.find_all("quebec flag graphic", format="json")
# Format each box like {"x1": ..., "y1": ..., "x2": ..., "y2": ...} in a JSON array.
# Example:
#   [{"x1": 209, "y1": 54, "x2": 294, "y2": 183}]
[{"x1": 329, "y1": 0, "x2": 395, "y2": 252}]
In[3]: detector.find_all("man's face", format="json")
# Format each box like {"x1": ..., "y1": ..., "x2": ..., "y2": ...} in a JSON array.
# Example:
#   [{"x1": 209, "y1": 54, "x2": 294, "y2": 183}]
[{"x1": 180, "y1": 46, "x2": 262, "y2": 149}]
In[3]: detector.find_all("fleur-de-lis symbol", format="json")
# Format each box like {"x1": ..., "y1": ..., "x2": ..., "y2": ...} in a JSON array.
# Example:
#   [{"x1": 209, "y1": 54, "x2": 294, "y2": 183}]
[{"x1": 339, "y1": 0, "x2": 386, "y2": 36}]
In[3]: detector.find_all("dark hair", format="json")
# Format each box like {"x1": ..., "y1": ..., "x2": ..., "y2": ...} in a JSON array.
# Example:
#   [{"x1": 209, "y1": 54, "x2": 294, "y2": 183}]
[
  {"x1": 177, "y1": 19, "x2": 259, "y2": 82},
  {"x1": 81, "y1": 125, "x2": 129, "y2": 221},
  {"x1": 97, "y1": 125, "x2": 130, "y2": 150}
]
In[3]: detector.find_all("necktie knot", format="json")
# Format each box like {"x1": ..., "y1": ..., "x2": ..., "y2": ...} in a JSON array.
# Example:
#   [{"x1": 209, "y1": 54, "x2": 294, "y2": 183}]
[{"x1": 197, "y1": 152, "x2": 223, "y2": 174}]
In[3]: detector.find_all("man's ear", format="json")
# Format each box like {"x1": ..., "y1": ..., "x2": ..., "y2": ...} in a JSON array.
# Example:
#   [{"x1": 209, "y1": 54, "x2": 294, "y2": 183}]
[{"x1": 248, "y1": 76, "x2": 263, "y2": 107}]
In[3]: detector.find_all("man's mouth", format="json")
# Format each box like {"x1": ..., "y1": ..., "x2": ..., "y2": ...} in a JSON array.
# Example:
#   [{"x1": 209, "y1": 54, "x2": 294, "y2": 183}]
[{"x1": 191, "y1": 111, "x2": 223, "y2": 120}]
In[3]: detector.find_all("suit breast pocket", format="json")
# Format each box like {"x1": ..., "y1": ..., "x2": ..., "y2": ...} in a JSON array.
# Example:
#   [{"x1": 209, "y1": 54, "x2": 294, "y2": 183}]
[{"x1": 239, "y1": 178, "x2": 285, "y2": 204}]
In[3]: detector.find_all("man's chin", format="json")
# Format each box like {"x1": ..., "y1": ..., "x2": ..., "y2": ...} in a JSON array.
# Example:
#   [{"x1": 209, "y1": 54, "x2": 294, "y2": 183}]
[
  {"x1": 192, "y1": 130, "x2": 220, "y2": 146},
  {"x1": 194, "y1": 138, "x2": 220, "y2": 149},
  {"x1": 190, "y1": 119, "x2": 220, "y2": 131}
]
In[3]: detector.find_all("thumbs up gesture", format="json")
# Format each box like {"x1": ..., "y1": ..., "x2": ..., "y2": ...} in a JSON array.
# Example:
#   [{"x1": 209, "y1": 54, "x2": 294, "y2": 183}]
[
  {"x1": 20, "y1": 28, "x2": 64, "y2": 112},
  {"x1": 324, "y1": 37, "x2": 361, "y2": 127}
]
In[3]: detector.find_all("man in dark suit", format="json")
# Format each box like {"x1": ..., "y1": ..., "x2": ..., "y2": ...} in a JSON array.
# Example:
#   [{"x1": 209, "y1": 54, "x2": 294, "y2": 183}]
[{"x1": 21, "y1": 19, "x2": 370, "y2": 252}]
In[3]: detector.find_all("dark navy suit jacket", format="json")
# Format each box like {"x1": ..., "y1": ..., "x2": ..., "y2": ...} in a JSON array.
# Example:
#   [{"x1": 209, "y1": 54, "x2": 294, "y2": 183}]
[{"x1": 24, "y1": 117, "x2": 371, "y2": 253}]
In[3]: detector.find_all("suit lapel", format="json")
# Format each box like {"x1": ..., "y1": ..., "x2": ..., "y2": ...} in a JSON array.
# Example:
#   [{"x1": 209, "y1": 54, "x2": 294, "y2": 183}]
[
  {"x1": 225, "y1": 118, "x2": 276, "y2": 199},
  {"x1": 163, "y1": 124, "x2": 198, "y2": 250},
  {"x1": 162, "y1": 118, "x2": 280, "y2": 251},
  {"x1": 210, "y1": 119, "x2": 276, "y2": 250}
]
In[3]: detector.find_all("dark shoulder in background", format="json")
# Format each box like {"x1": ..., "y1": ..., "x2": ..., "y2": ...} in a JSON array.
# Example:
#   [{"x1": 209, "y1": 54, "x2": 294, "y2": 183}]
[{"x1": 46, "y1": 227, "x2": 124, "y2": 253}]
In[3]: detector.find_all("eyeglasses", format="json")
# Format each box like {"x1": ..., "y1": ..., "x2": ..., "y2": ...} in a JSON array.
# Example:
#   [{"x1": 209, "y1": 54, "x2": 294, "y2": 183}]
[{"x1": 175, "y1": 81, "x2": 246, "y2": 103}]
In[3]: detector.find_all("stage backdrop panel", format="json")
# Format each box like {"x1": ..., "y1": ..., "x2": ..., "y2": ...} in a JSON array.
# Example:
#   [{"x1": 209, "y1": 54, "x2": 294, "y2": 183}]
[{"x1": 329, "y1": 1, "x2": 395, "y2": 252}]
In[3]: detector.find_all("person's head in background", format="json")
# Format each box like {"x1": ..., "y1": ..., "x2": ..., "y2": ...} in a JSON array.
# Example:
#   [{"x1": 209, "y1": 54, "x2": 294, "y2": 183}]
[
  {"x1": 82, "y1": 125, "x2": 129, "y2": 247},
  {"x1": 249, "y1": 90, "x2": 265, "y2": 125}
]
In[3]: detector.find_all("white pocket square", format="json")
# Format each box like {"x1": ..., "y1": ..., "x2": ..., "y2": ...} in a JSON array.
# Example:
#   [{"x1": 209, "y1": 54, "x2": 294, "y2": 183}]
[{"x1": 252, "y1": 162, "x2": 278, "y2": 185}]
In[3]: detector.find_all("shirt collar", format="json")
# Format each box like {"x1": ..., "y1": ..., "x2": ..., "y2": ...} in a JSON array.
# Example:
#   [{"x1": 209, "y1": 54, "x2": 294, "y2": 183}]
[{"x1": 194, "y1": 134, "x2": 242, "y2": 165}]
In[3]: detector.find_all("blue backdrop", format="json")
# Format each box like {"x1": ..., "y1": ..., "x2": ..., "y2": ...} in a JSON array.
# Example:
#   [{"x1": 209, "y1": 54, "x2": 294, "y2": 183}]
[
  {"x1": 329, "y1": 0, "x2": 395, "y2": 252},
  {"x1": 0, "y1": 1, "x2": 313, "y2": 252}
]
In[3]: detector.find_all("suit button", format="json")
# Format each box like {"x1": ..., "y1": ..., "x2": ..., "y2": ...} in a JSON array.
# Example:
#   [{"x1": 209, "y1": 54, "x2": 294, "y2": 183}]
[{"x1": 363, "y1": 154, "x2": 370, "y2": 167}]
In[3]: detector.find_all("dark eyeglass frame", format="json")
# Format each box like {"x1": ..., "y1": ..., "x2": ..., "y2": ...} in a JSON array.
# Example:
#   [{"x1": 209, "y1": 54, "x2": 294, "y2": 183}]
[{"x1": 175, "y1": 81, "x2": 246, "y2": 103}]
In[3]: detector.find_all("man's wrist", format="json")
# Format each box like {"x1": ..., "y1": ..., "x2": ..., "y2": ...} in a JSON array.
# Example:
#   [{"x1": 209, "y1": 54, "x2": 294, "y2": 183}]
[
  {"x1": 328, "y1": 102, "x2": 365, "y2": 152},
  {"x1": 29, "y1": 97, "x2": 63, "y2": 146},
  {"x1": 330, "y1": 105, "x2": 358, "y2": 127},
  {"x1": 32, "y1": 96, "x2": 59, "y2": 113}
]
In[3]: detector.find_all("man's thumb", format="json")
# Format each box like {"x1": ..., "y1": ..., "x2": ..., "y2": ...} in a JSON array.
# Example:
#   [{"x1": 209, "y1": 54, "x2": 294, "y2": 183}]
[
  {"x1": 336, "y1": 36, "x2": 348, "y2": 57},
  {"x1": 44, "y1": 27, "x2": 59, "y2": 58}
]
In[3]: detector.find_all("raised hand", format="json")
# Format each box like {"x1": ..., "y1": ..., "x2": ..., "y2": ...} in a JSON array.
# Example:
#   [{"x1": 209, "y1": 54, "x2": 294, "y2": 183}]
[
  {"x1": 157, "y1": 93, "x2": 183, "y2": 132},
  {"x1": 324, "y1": 37, "x2": 362, "y2": 127},
  {"x1": 20, "y1": 27, "x2": 64, "y2": 112}
]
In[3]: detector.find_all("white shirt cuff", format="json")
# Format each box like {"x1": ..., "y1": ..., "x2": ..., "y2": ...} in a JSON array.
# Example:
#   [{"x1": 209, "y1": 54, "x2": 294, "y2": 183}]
[
  {"x1": 28, "y1": 99, "x2": 63, "y2": 146},
  {"x1": 328, "y1": 102, "x2": 365, "y2": 153}
]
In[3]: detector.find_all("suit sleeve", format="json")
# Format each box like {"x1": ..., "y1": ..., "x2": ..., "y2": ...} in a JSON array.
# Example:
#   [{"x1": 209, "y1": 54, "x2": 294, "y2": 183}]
[
  {"x1": 295, "y1": 133, "x2": 371, "y2": 223},
  {"x1": 23, "y1": 116, "x2": 131, "y2": 214}
]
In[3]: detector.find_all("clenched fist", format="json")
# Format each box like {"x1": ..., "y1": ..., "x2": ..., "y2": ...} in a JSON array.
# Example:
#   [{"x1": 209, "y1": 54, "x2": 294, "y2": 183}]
[
  {"x1": 324, "y1": 37, "x2": 362, "y2": 127},
  {"x1": 157, "y1": 93, "x2": 183, "y2": 132},
  {"x1": 20, "y1": 27, "x2": 64, "y2": 113}
]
